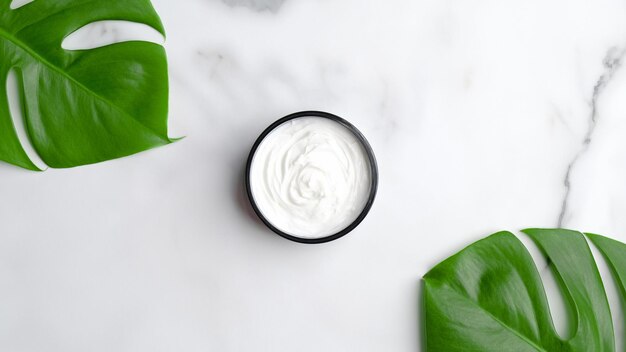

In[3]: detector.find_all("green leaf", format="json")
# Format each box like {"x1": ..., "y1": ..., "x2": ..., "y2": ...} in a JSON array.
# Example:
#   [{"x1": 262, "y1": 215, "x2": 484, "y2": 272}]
[
  {"x1": 0, "y1": 0, "x2": 171, "y2": 170},
  {"x1": 423, "y1": 229, "x2": 626, "y2": 352}
]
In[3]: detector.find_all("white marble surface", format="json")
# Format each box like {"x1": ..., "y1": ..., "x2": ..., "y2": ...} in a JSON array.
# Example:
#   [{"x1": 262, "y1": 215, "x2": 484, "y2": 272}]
[{"x1": 2, "y1": 0, "x2": 626, "y2": 351}]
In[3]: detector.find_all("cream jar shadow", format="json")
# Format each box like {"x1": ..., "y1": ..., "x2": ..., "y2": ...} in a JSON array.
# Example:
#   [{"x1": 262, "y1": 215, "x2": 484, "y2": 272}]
[{"x1": 245, "y1": 111, "x2": 378, "y2": 244}]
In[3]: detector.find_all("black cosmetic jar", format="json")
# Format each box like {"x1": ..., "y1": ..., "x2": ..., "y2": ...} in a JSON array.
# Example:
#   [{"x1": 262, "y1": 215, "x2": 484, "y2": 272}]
[{"x1": 245, "y1": 111, "x2": 378, "y2": 244}]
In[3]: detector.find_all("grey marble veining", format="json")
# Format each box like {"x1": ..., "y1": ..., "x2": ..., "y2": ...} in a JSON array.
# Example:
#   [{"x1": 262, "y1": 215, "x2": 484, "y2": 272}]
[
  {"x1": 221, "y1": 0, "x2": 285, "y2": 12},
  {"x1": 558, "y1": 46, "x2": 626, "y2": 228}
]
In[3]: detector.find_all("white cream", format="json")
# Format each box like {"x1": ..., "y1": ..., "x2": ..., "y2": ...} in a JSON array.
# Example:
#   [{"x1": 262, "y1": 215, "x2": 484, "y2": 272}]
[{"x1": 249, "y1": 116, "x2": 372, "y2": 239}]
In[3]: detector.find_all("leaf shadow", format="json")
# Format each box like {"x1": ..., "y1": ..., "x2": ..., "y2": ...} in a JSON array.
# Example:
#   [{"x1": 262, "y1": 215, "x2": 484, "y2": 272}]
[
  {"x1": 418, "y1": 280, "x2": 426, "y2": 352},
  {"x1": 0, "y1": 159, "x2": 33, "y2": 174}
]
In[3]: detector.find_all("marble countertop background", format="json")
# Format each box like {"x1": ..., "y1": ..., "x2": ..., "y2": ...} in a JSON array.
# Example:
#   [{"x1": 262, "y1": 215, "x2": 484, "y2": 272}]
[{"x1": 2, "y1": 0, "x2": 626, "y2": 351}]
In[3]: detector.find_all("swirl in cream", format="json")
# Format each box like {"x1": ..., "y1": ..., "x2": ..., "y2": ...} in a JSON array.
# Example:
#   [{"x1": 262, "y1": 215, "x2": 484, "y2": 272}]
[{"x1": 249, "y1": 116, "x2": 372, "y2": 239}]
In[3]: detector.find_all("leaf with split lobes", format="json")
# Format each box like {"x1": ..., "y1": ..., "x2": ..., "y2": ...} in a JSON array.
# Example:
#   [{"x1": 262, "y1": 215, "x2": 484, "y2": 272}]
[
  {"x1": 423, "y1": 229, "x2": 625, "y2": 351},
  {"x1": 0, "y1": 0, "x2": 171, "y2": 170}
]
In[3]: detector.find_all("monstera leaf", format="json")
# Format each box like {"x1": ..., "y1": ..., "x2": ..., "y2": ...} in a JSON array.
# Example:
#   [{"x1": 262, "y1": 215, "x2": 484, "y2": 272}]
[
  {"x1": 423, "y1": 229, "x2": 626, "y2": 351},
  {"x1": 0, "y1": 0, "x2": 171, "y2": 170}
]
